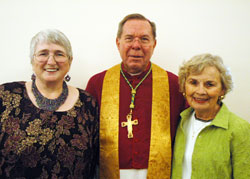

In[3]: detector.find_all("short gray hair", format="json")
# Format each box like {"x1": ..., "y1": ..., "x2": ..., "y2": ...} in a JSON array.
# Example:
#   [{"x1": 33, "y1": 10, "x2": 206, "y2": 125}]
[
  {"x1": 30, "y1": 29, "x2": 73, "y2": 63},
  {"x1": 178, "y1": 53, "x2": 233, "y2": 96}
]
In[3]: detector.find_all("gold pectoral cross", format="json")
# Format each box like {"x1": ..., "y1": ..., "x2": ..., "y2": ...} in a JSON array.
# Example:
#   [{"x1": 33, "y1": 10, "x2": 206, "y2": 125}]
[{"x1": 121, "y1": 113, "x2": 138, "y2": 138}]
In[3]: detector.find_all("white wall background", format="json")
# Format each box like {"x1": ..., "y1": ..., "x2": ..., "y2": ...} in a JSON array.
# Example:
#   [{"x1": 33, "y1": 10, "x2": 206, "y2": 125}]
[{"x1": 0, "y1": 0, "x2": 249, "y2": 122}]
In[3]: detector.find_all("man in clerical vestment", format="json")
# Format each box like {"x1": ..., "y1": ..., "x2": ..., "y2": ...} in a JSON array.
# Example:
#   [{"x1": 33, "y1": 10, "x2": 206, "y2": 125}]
[{"x1": 86, "y1": 13, "x2": 186, "y2": 179}]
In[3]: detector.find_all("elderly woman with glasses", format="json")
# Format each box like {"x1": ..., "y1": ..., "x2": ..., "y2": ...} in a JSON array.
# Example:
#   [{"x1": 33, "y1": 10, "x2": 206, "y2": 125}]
[
  {"x1": 0, "y1": 29, "x2": 99, "y2": 178},
  {"x1": 171, "y1": 53, "x2": 250, "y2": 179}
]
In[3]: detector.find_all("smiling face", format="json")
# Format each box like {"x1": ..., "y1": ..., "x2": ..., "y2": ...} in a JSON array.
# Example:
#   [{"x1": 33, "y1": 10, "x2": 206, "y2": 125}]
[
  {"x1": 116, "y1": 19, "x2": 156, "y2": 74},
  {"x1": 32, "y1": 42, "x2": 70, "y2": 84},
  {"x1": 185, "y1": 66, "x2": 225, "y2": 118}
]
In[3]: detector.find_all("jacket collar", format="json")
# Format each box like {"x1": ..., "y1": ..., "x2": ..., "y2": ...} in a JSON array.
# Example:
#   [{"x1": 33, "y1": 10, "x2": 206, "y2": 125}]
[{"x1": 180, "y1": 103, "x2": 229, "y2": 130}]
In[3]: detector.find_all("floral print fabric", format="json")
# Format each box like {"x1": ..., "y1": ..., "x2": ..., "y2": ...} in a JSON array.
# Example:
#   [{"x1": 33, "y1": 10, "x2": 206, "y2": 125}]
[{"x1": 0, "y1": 81, "x2": 99, "y2": 179}]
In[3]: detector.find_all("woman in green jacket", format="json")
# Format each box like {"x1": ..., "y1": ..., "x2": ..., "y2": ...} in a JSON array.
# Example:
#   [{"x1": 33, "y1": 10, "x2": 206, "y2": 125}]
[{"x1": 171, "y1": 53, "x2": 250, "y2": 179}]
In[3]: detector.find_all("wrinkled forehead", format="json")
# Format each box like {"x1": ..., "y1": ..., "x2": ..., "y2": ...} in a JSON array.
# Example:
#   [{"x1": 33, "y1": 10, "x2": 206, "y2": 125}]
[
  {"x1": 187, "y1": 66, "x2": 221, "y2": 80},
  {"x1": 122, "y1": 19, "x2": 154, "y2": 37},
  {"x1": 35, "y1": 41, "x2": 66, "y2": 53}
]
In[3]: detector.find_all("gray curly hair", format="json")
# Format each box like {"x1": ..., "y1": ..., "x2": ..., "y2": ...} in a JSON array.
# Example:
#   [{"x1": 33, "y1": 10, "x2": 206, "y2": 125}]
[{"x1": 178, "y1": 53, "x2": 233, "y2": 96}]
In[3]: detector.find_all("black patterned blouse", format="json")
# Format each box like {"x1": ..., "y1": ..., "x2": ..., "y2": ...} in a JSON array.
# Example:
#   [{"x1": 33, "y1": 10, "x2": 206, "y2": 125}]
[{"x1": 0, "y1": 81, "x2": 99, "y2": 179}]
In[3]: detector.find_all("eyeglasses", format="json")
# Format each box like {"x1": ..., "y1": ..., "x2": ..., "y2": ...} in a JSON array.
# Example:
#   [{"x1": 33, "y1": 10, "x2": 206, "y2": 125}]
[
  {"x1": 122, "y1": 35, "x2": 154, "y2": 46},
  {"x1": 34, "y1": 52, "x2": 68, "y2": 63}
]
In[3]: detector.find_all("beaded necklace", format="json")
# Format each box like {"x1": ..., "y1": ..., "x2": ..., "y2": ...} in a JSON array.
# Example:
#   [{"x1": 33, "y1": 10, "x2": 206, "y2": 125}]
[
  {"x1": 32, "y1": 80, "x2": 68, "y2": 111},
  {"x1": 120, "y1": 63, "x2": 152, "y2": 138}
]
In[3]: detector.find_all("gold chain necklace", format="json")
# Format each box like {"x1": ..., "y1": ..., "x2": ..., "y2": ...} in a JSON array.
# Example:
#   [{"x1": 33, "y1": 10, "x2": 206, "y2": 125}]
[{"x1": 120, "y1": 63, "x2": 152, "y2": 138}]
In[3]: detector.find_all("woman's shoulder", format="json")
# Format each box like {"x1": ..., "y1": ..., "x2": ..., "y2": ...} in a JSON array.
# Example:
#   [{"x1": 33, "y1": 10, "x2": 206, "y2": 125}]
[
  {"x1": 74, "y1": 88, "x2": 98, "y2": 114},
  {"x1": 77, "y1": 87, "x2": 94, "y2": 97},
  {"x1": 229, "y1": 112, "x2": 250, "y2": 132},
  {"x1": 222, "y1": 104, "x2": 250, "y2": 135},
  {"x1": 221, "y1": 104, "x2": 249, "y2": 124},
  {"x1": 76, "y1": 87, "x2": 98, "y2": 104},
  {"x1": 0, "y1": 81, "x2": 26, "y2": 92}
]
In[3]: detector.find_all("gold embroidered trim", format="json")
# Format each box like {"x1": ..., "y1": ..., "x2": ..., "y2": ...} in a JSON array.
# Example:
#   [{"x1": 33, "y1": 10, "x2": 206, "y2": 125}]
[
  {"x1": 100, "y1": 64, "x2": 120, "y2": 179},
  {"x1": 147, "y1": 63, "x2": 171, "y2": 179},
  {"x1": 100, "y1": 63, "x2": 171, "y2": 179}
]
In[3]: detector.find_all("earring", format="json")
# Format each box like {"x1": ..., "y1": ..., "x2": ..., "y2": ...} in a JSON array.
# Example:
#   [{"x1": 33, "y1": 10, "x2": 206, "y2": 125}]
[
  {"x1": 31, "y1": 74, "x2": 36, "y2": 81},
  {"x1": 65, "y1": 74, "x2": 71, "y2": 82},
  {"x1": 219, "y1": 95, "x2": 225, "y2": 100},
  {"x1": 182, "y1": 93, "x2": 186, "y2": 97},
  {"x1": 217, "y1": 95, "x2": 225, "y2": 105}
]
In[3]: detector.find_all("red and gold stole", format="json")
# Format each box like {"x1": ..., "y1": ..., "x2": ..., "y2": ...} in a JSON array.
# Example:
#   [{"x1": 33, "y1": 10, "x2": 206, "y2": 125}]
[{"x1": 100, "y1": 63, "x2": 171, "y2": 179}]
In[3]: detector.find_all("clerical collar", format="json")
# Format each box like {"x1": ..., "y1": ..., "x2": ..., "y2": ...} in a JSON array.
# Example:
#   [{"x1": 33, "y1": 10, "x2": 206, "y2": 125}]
[
  {"x1": 121, "y1": 62, "x2": 151, "y2": 79},
  {"x1": 128, "y1": 72, "x2": 142, "y2": 76}
]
